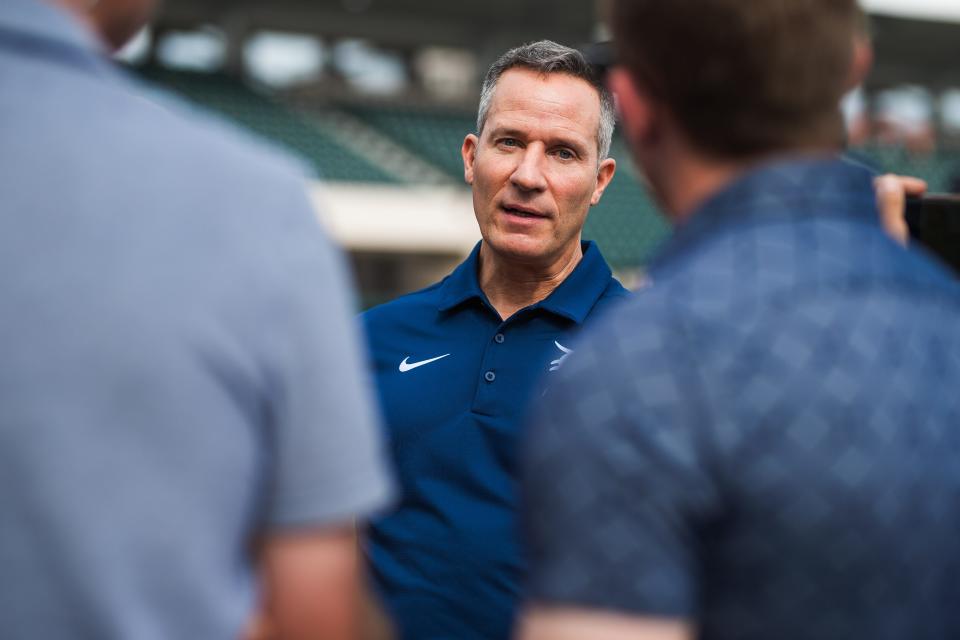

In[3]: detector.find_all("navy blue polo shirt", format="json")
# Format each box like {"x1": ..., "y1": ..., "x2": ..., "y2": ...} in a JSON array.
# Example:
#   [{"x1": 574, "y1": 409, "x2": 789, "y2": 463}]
[{"x1": 362, "y1": 240, "x2": 628, "y2": 640}]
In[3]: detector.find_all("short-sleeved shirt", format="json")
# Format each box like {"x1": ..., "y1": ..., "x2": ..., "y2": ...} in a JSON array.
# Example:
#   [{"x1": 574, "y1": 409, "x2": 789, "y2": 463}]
[
  {"x1": 0, "y1": 2, "x2": 392, "y2": 638},
  {"x1": 523, "y1": 158, "x2": 960, "y2": 640},
  {"x1": 363, "y1": 240, "x2": 628, "y2": 639}
]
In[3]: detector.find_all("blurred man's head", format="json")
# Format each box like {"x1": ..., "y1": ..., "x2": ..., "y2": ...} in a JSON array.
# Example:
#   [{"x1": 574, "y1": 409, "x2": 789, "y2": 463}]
[
  {"x1": 54, "y1": 0, "x2": 156, "y2": 51},
  {"x1": 610, "y1": 0, "x2": 862, "y2": 160},
  {"x1": 607, "y1": 0, "x2": 867, "y2": 218}
]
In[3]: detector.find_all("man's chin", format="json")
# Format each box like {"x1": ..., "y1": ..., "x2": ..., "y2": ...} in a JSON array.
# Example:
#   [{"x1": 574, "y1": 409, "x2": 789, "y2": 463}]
[{"x1": 481, "y1": 235, "x2": 573, "y2": 268}]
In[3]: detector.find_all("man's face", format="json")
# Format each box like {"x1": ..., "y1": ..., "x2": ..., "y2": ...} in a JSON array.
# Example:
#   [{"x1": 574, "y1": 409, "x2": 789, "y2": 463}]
[{"x1": 462, "y1": 68, "x2": 615, "y2": 267}]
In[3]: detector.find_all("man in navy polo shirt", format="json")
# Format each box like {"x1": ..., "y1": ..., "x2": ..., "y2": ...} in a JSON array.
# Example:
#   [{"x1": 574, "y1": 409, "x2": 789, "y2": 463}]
[
  {"x1": 362, "y1": 40, "x2": 625, "y2": 639},
  {"x1": 520, "y1": 1, "x2": 960, "y2": 639}
]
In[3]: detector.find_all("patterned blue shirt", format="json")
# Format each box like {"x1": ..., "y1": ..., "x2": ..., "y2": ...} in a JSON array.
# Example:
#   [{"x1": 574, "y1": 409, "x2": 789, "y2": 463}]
[
  {"x1": 523, "y1": 157, "x2": 960, "y2": 640},
  {"x1": 363, "y1": 241, "x2": 628, "y2": 640}
]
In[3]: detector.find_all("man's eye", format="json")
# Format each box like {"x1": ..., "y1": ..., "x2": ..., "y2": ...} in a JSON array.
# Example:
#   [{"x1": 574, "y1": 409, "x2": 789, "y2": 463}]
[
  {"x1": 499, "y1": 138, "x2": 519, "y2": 147},
  {"x1": 556, "y1": 149, "x2": 575, "y2": 160}
]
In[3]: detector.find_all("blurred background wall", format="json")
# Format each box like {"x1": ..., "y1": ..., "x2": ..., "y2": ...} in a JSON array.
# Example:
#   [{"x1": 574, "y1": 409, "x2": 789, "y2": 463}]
[{"x1": 114, "y1": 0, "x2": 960, "y2": 308}]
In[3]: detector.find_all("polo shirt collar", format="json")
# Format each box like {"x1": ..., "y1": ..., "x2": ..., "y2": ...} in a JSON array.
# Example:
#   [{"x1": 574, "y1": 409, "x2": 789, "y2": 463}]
[
  {"x1": 438, "y1": 240, "x2": 614, "y2": 325},
  {"x1": 648, "y1": 154, "x2": 878, "y2": 274},
  {"x1": 437, "y1": 241, "x2": 486, "y2": 312}
]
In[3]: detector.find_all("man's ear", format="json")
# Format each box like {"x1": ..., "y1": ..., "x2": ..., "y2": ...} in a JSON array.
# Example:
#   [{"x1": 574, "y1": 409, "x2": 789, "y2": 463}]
[
  {"x1": 608, "y1": 68, "x2": 655, "y2": 149},
  {"x1": 591, "y1": 157, "x2": 617, "y2": 206},
  {"x1": 462, "y1": 134, "x2": 479, "y2": 185},
  {"x1": 846, "y1": 33, "x2": 873, "y2": 92}
]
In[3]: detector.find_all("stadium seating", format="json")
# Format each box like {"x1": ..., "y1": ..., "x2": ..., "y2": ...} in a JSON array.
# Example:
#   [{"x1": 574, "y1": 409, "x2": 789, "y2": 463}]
[
  {"x1": 131, "y1": 66, "x2": 960, "y2": 269},
  {"x1": 850, "y1": 145, "x2": 960, "y2": 191},
  {"x1": 346, "y1": 105, "x2": 475, "y2": 180}
]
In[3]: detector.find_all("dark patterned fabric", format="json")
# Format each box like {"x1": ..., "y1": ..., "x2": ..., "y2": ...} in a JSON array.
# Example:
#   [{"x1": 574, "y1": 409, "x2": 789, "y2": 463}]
[{"x1": 522, "y1": 157, "x2": 960, "y2": 640}]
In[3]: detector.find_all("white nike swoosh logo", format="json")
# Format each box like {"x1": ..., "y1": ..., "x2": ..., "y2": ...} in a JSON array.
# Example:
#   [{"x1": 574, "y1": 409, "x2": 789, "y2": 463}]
[{"x1": 399, "y1": 353, "x2": 451, "y2": 372}]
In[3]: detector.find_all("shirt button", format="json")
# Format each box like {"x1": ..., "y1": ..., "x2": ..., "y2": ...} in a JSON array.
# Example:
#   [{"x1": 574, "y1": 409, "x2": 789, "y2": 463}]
[
  {"x1": 494, "y1": 333, "x2": 505, "y2": 344},
  {"x1": 484, "y1": 371, "x2": 496, "y2": 383}
]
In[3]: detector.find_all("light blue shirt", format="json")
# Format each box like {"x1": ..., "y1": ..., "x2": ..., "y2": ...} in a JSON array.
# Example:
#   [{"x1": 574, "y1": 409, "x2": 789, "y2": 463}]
[{"x1": 0, "y1": 2, "x2": 392, "y2": 638}]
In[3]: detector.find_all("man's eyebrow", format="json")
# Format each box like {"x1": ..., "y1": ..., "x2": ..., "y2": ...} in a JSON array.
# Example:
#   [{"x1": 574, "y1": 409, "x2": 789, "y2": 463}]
[{"x1": 486, "y1": 127, "x2": 527, "y2": 140}]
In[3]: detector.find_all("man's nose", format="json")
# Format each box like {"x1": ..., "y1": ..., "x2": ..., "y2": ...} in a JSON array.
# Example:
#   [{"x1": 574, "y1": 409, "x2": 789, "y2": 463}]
[{"x1": 509, "y1": 146, "x2": 548, "y2": 192}]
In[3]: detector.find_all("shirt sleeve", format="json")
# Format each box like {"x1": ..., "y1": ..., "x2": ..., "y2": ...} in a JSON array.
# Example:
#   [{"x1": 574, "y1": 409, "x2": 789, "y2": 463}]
[
  {"x1": 255, "y1": 179, "x2": 394, "y2": 529},
  {"x1": 521, "y1": 310, "x2": 720, "y2": 618}
]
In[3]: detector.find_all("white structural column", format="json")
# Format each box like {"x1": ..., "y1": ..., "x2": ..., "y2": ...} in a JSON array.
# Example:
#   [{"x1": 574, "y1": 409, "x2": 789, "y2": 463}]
[
  {"x1": 310, "y1": 182, "x2": 480, "y2": 254},
  {"x1": 861, "y1": 0, "x2": 960, "y2": 22}
]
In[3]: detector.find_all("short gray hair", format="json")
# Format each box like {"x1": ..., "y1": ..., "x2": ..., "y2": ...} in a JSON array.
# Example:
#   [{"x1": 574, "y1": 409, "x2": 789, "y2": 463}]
[{"x1": 476, "y1": 40, "x2": 615, "y2": 160}]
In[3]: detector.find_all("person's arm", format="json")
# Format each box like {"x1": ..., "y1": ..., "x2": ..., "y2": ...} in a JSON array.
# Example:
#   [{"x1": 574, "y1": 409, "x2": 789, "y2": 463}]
[
  {"x1": 243, "y1": 526, "x2": 395, "y2": 640},
  {"x1": 252, "y1": 525, "x2": 362, "y2": 640},
  {"x1": 518, "y1": 607, "x2": 693, "y2": 640},
  {"x1": 241, "y1": 182, "x2": 394, "y2": 639},
  {"x1": 358, "y1": 526, "x2": 396, "y2": 640}
]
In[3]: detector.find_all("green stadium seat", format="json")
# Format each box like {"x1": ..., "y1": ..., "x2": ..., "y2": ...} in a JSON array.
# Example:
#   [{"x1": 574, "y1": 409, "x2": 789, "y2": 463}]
[
  {"x1": 849, "y1": 145, "x2": 960, "y2": 192},
  {"x1": 346, "y1": 105, "x2": 475, "y2": 179},
  {"x1": 128, "y1": 70, "x2": 960, "y2": 270}
]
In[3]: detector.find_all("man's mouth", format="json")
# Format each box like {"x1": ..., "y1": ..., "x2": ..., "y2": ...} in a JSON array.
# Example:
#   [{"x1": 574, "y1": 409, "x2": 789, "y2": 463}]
[{"x1": 501, "y1": 204, "x2": 547, "y2": 218}]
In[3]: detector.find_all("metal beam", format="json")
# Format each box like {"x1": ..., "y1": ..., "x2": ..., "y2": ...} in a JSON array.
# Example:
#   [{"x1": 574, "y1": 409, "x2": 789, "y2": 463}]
[
  {"x1": 152, "y1": 0, "x2": 595, "y2": 50},
  {"x1": 868, "y1": 14, "x2": 960, "y2": 90}
]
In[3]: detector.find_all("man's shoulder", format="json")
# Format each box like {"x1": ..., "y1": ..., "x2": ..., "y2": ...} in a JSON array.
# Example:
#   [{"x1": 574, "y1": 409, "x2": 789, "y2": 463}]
[
  {"x1": 598, "y1": 275, "x2": 632, "y2": 301},
  {"x1": 362, "y1": 279, "x2": 448, "y2": 328},
  {"x1": 601, "y1": 276, "x2": 631, "y2": 300},
  {"x1": 648, "y1": 208, "x2": 959, "y2": 321},
  {"x1": 580, "y1": 276, "x2": 632, "y2": 326},
  {"x1": 78, "y1": 70, "x2": 324, "y2": 247},
  {"x1": 561, "y1": 288, "x2": 686, "y2": 391},
  {"x1": 24, "y1": 60, "x2": 311, "y2": 199},
  {"x1": 117, "y1": 75, "x2": 311, "y2": 187},
  {"x1": 596, "y1": 281, "x2": 671, "y2": 327},
  {"x1": 6, "y1": 39, "x2": 312, "y2": 209}
]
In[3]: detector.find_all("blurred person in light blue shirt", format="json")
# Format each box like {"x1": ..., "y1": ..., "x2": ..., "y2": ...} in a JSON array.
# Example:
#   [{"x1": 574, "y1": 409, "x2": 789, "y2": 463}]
[{"x1": 0, "y1": 1, "x2": 392, "y2": 638}]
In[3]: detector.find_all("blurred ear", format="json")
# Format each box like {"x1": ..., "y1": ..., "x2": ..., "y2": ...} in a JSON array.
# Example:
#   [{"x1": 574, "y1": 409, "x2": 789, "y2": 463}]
[
  {"x1": 846, "y1": 33, "x2": 873, "y2": 91},
  {"x1": 607, "y1": 68, "x2": 655, "y2": 150},
  {"x1": 591, "y1": 158, "x2": 617, "y2": 206},
  {"x1": 462, "y1": 134, "x2": 479, "y2": 185},
  {"x1": 87, "y1": 0, "x2": 157, "y2": 51}
]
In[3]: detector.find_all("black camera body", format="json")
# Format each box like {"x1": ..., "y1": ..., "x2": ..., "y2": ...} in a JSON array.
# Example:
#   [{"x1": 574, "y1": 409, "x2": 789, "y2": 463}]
[{"x1": 906, "y1": 194, "x2": 960, "y2": 275}]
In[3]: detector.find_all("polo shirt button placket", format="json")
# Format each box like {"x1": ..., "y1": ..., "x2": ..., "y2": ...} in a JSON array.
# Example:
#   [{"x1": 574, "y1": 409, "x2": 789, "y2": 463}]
[
  {"x1": 494, "y1": 333, "x2": 505, "y2": 344},
  {"x1": 484, "y1": 371, "x2": 496, "y2": 383}
]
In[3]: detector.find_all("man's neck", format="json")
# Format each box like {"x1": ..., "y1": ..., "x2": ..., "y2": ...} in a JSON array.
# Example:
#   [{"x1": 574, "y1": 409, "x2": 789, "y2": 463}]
[
  {"x1": 654, "y1": 139, "x2": 839, "y2": 224},
  {"x1": 478, "y1": 242, "x2": 583, "y2": 321},
  {"x1": 652, "y1": 146, "x2": 745, "y2": 224},
  {"x1": 50, "y1": 0, "x2": 92, "y2": 26}
]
